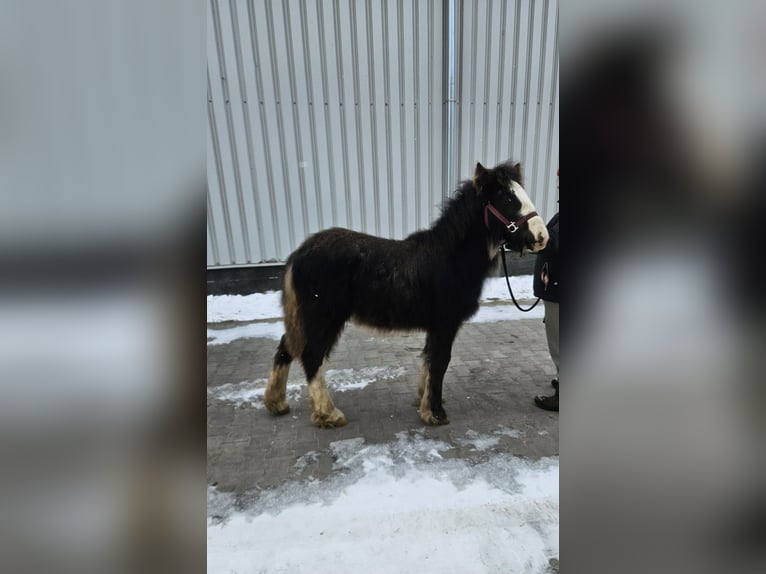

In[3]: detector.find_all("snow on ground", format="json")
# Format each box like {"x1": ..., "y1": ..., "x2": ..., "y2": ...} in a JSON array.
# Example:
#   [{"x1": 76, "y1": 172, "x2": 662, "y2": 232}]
[
  {"x1": 455, "y1": 426, "x2": 526, "y2": 451},
  {"x1": 325, "y1": 365, "x2": 407, "y2": 391},
  {"x1": 207, "y1": 379, "x2": 303, "y2": 409},
  {"x1": 206, "y1": 276, "x2": 541, "y2": 344},
  {"x1": 207, "y1": 366, "x2": 408, "y2": 408},
  {"x1": 206, "y1": 276, "x2": 536, "y2": 324},
  {"x1": 208, "y1": 429, "x2": 558, "y2": 574},
  {"x1": 207, "y1": 290, "x2": 283, "y2": 323},
  {"x1": 480, "y1": 275, "x2": 535, "y2": 302},
  {"x1": 470, "y1": 301, "x2": 544, "y2": 322},
  {"x1": 207, "y1": 322, "x2": 285, "y2": 345},
  {"x1": 208, "y1": 278, "x2": 556, "y2": 572}
]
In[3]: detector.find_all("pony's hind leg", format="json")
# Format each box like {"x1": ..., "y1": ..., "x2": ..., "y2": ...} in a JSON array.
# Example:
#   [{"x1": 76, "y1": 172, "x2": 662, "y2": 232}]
[
  {"x1": 417, "y1": 334, "x2": 431, "y2": 402},
  {"x1": 418, "y1": 335, "x2": 446, "y2": 406},
  {"x1": 302, "y1": 345, "x2": 347, "y2": 429},
  {"x1": 264, "y1": 335, "x2": 293, "y2": 415}
]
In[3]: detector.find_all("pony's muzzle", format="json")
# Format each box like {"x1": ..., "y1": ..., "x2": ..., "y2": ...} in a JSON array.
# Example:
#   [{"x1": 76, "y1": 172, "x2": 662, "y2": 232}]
[{"x1": 526, "y1": 219, "x2": 549, "y2": 252}]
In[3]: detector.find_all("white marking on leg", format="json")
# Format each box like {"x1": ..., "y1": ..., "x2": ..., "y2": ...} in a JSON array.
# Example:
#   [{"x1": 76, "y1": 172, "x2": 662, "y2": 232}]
[
  {"x1": 308, "y1": 362, "x2": 331, "y2": 413},
  {"x1": 264, "y1": 363, "x2": 291, "y2": 414},
  {"x1": 418, "y1": 368, "x2": 433, "y2": 422},
  {"x1": 309, "y1": 361, "x2": 347, "y2": 428},
  {"x1": 418, "y1": 363, "x2": 428, "y2": 399}
]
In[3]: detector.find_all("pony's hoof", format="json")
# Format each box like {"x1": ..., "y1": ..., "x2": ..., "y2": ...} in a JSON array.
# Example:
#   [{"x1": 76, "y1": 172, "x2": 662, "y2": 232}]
[
  {"x1": 264, "y1": 399, "x2": 290, "y2": 416},
  {"x1": 419, "y1": 409, "x2": 450, "y2": 426},
  {"x1": 311, "y1": 408, "x2": 348, "y2": 429}
]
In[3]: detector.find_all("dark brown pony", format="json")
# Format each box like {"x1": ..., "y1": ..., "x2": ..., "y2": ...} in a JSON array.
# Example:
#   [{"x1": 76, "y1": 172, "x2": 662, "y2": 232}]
[{"x1": 264, "y1": 161, "x2": 549, "y2": 427}]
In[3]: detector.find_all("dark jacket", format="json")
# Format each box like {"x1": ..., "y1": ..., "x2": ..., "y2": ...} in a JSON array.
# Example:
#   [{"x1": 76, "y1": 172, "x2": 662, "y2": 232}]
[{"x1": 533, "y1": 212, "x2": 559, "y2": 302}]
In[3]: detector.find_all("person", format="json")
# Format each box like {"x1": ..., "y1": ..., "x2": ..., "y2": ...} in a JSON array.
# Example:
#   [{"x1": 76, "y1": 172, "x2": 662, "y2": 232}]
[{"x1": 533, "y1": 172, "x2": 559, "y2": 411}]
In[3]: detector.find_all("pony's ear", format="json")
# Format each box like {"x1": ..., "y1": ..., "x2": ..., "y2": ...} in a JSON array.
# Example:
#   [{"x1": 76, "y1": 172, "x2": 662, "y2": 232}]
[
  {"x1": 510, "y1": 162, "x2": 522, "y2": 183},
  {"x1": 473, "y1": 162, "x2": 491, "y2": 195}
]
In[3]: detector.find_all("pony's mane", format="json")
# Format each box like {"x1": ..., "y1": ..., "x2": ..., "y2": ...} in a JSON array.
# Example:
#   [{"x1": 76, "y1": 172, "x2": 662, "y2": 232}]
[
  {"x1": 431, "y1": 180, "x2": 484, "y2": 243},
  {"x1": 491, "y1": 160, "x2": 523, "y2": 188},
  {"x1": 404, "y1": 180, "x2": 483, "y2": 248},
  {"x1": 406, "y1": 161, "x2": 523, "y2": 249}
]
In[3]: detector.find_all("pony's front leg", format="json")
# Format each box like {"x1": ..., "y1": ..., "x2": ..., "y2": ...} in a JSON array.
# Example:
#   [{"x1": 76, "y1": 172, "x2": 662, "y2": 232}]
[{"x1": 419, "y1": 330, "x2": 456, "y2": 425}]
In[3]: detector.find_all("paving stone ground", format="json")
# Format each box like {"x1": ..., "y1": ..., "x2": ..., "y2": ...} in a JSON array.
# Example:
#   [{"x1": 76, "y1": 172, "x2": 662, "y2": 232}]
[{"x1": 207, "y1": 305, "x2": 559, "y2": 494}]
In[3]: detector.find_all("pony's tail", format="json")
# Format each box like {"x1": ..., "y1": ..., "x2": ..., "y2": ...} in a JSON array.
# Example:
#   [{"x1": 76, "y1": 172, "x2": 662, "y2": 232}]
[{"x1": 281, "y1": 264, "x2": 306, "y2": 358}]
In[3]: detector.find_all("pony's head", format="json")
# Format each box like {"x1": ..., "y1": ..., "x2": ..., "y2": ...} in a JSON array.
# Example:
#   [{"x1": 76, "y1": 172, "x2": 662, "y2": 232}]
[{"x1": 473, "y1": 161, "x2": 549, "y2": 254}]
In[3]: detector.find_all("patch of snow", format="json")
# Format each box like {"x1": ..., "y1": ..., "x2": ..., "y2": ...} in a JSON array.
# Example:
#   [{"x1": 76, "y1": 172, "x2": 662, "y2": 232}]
[
  {"x1": 208, "y1": 432, "x2": 558, "y2": 574},
  {"x1": 457, "y1": 429, "x2": 502, "y2": 451},
  {"x1": 469, "y1": 303, "x2": 544, "y2": 323},
  {"x1": 326, "y1": 366, "x2": 407, "y2": 392},
  {"x1": 207, "y1": 379, "x2": 302, "y2": 409},
  {"x1": 207, "y1": 487, "x2": 236, "y2": 523},
  {"x1": 426, "y1": 448, "x2": 443, "y2": 460},
  {"x1": 494, "y1": 425, "x2": 526, "y2": 439},
  {"x1": 294, "y1": 451, "x2": 321, "y2": 472},
  {"x1": 207, "y1": 366, "x2": 407, "y2": 409},
  {"x1": 328, "y1": 431, "x2": 454, "y2": 474},
  {"x1": 480, "y1": 275, "x2": 535, "y2": 302},
  {"x1": 207, "y1": 291, "x2": 282, "y2": 323},
  {"x1": 206, "y1": 322, "x2": 284, "y2": 345},
  {"x1": 456, "y1": 427, "x2": 525, "y2": 451}
]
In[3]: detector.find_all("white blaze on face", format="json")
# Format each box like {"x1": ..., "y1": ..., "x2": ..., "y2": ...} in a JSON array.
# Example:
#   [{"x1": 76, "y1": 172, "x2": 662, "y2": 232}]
[{"x1": 509, "y1": 180, "x2": 549, "y2": 252}]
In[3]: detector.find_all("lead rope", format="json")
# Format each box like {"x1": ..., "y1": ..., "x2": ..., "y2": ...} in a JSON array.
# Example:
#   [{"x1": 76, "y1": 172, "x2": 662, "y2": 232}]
[{"x1": 500, "y1": 246, "x2": 541, "y2": 312}]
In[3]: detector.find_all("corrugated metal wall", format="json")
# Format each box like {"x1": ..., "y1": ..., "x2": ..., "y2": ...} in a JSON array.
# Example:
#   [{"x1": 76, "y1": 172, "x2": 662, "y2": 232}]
[
  {"x1": 454, "y1": 0, "x2": 559, "y2": 219},
  {"x1": 207, "y1": 0, "x2": 558, "y2": 268}
]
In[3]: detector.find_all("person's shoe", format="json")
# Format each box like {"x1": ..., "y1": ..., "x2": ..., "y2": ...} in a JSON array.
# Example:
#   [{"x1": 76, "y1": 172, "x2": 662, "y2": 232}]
[
  {"x1": 534, "y1": 390, "x2": 559, "y2": 411},
  {"x1": 551, "y1": 379, "x2": 559, "y2": 391}
]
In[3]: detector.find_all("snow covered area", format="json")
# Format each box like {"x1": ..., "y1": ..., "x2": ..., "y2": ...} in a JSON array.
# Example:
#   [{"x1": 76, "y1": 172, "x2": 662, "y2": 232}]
[
  {"x1": 325, "y1": 365, "x2": 407, "y2": 391},
  {"x1": 207, "y1": 322, "x2": 285, "y2": 345},
  {"x1": 207, "y1": 379, "x2": 303, "y2": 409},
  {"x1": 470, "y1": 301, "x2": 544, "y2": 322},
  {"x1": 455, "y1": 426, "x2": 526, "y2": 451},
  {"x1": 206, "y1": 276, "x2": 541, "y2": 344},
  {"x1": 207, "y1": 366, "x2": 408, "y2": 408},
  {"x1": 207, "y1": 275, "x2": 557, "y2": 572},
  {"x1": 207, "y1": 430, "x2": 558, "y2": 574},
  {"x1": 480, "y1": 275, "x2": 535, "y2": 302},
  {"x1": 207, "y1": 290, "x2": 283, "y2": 323}
]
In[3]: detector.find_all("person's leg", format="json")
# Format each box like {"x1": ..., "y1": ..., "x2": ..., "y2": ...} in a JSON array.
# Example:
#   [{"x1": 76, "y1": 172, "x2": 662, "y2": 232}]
[
  {"x1": 544, "y1": 301, "x2": 559, "y2": 382},
  {"x1": 535, "y1": 301, "x2": 559, "y2": 411}
]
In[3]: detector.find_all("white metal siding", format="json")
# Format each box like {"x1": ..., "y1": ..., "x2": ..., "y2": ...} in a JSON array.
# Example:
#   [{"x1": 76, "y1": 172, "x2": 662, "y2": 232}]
[
  {"x1": 208, "y1": 0, "x2": 558, "y2": 267},
  {"x1": 455, "y1": 0, "x2": 558, "y2": 221}
]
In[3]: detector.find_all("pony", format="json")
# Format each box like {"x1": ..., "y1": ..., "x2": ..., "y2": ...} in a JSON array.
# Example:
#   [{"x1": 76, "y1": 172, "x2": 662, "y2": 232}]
[{"x1": 264, "y1": 160, "x2": 549, "y2": 427}]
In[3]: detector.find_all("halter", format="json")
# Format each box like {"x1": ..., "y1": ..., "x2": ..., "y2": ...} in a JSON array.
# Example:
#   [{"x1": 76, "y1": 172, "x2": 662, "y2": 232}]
[{"x1": 484, "y1": 202, "x2": 538, "y2": 234}]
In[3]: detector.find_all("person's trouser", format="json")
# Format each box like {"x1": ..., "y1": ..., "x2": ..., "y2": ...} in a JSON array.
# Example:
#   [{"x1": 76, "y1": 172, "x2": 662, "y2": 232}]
[{"x1": 543, "y1": 301, "x2": 559, "y2": 381}]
